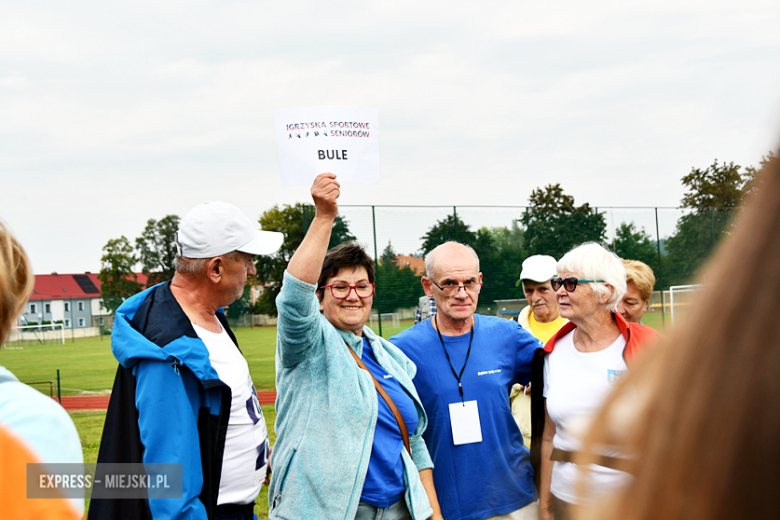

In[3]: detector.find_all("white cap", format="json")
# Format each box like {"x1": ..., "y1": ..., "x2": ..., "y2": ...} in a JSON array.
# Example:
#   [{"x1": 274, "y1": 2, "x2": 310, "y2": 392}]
[
  {"x1": 176, "y1": 201, "x2": 284, "y2": 259},
  {"x1": 516, "y1": 255, "x2": 557, "y2": 286}
]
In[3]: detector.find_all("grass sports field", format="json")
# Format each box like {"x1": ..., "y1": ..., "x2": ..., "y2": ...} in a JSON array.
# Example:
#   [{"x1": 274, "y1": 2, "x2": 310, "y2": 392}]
[{"x1": 2, "y1": 314, "x2": 665, "y2": 518}]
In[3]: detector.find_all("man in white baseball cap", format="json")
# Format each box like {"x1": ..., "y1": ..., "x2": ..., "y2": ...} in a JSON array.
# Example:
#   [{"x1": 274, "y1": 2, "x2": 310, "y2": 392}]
[
  {"x1": 175, "y1": 201, "x2": 284, "y2": 259},
  {"x1": 514, "y1": 255, "x2": 566, "y2": 341},
  {"x1": 510, "y1": 255, "x2": 568, "y2": 448},
  {"x1": 91, "y1": 202, "x2": 283, "y2": 520}
]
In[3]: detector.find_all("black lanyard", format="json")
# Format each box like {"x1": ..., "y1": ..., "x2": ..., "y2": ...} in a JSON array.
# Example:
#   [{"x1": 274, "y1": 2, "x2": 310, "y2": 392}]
[{"x1": 434, "y1": 314, "x2": 474, "y2": 404}]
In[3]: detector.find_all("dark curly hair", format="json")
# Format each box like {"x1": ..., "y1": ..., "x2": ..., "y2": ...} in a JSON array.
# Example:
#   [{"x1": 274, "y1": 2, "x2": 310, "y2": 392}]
[{"x1": 317, "y1": 243, "x2": 375, "y2": 301}]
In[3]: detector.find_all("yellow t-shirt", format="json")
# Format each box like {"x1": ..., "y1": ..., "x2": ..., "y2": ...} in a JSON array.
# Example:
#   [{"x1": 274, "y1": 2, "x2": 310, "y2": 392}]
[{"x1": 528, "y1": 313, "x2": 568, "y2": 344}]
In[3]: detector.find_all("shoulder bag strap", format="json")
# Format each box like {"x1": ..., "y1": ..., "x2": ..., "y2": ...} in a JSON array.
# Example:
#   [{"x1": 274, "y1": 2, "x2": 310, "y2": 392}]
[{"x1": 345, "y1": 340, "x2": 412, "y2": 456}]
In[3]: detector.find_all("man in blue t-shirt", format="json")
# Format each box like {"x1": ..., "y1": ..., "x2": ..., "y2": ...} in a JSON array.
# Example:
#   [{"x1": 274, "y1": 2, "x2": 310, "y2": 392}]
[{"x1": 392, "y1": 242, "x2": 542, "y2": 520}]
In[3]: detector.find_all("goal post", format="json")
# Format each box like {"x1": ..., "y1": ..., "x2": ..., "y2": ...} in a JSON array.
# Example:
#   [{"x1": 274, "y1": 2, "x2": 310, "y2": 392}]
[
  {"x1": 380, "y1": 312, "x2": 400, "y2": 329},
  {"x1": 668, "y1": 284, "x2": 703, "y2": 326},
  {"x1": 369, "y1": 312, "x2": 401, "y2": 330},
  {"x1": 6, "y1": 323, "x2": 66, "y2": 346}
]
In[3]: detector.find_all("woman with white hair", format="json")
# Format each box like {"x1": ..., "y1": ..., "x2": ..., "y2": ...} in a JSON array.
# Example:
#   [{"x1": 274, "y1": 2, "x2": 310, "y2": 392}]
[{"x1": 528, "y1": 243, "x2": 658, "y2": 520}]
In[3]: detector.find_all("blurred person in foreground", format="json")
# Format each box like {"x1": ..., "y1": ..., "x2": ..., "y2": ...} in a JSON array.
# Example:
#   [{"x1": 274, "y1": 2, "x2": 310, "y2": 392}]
[
  {"x1": 90, "y1": 202, "x2": 283, "y2": 520},
  {"x1": 511, "y1": 255, "x2": 568, "y2": 447},
  {"x1": 392, "y1": 241, "x2": 542, "y2": 520},
  {"x1": 270, "y1": 173, "x2": 441, "y2": 520},
  {"x1": 0, "y1": 220, "x2": 83, "y2": 519},
  {"x1": 617, "y1": 260, "x2": 655, "y2": 324},
  {"x1": 529, "y1": 243, "x2": 659, "y2": 520},
  {"x1": 575, "y1": 153, "x2": 780, "y2": 520}
]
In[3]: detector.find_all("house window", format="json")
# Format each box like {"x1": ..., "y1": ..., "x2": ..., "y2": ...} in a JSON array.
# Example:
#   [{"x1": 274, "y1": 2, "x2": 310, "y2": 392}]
[
  {"x1": 64, "y1": 319, "x2": 71, "y2": 328},
  {"x1": 78, "y1": 318, "x2": 85, "y2": 327},
  {"x1": 45, "y1": 303, "x2": 51, "y2": 313},
  {"x1": 64, "y1": 302, "x2": 70, "y2": 312},
  {"x1": 30, "y1": 303, "x2": 36, "y2": 314},
  {"x1": 78, "y1": 301, "x2": 84, "y2": 311}
]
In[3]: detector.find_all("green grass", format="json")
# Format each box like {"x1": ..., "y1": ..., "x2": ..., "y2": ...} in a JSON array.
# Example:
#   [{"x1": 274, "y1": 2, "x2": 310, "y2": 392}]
[
  {"x1": 0, "y1": 326, "x2": 281, "y2": 396},
  {"x1": 640, "y1": 310, "x2": 667, "y2": 332},
  {"x1": 0, "y1": 323, "x2": 415, "y2": 396},
  {"x1": 366, "y1": 319, "x2": 415, "y2": 338}
]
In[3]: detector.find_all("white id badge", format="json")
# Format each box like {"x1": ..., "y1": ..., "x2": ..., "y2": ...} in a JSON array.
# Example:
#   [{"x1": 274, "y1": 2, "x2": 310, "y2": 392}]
[{"x1": 449, "y1": 400, "x2": 483, "y2": 445}]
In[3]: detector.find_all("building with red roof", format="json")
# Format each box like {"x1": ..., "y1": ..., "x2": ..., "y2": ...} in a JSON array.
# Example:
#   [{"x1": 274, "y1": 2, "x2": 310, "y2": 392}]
[
  {"x1": 393, "y1": 255, "x2": 426, "y2": 276},
  {"x1": 20, "y1": 272, "x2": 148, "y2": 330}
]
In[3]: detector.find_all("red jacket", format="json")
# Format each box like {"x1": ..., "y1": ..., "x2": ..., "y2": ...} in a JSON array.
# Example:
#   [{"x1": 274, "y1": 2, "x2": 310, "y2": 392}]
[
  {"x1": 528, "y1": 312, "x2": 659, "y2": 488},
  {"x1": 543, "y1": 311, "x2": 657, "y2": 363}
]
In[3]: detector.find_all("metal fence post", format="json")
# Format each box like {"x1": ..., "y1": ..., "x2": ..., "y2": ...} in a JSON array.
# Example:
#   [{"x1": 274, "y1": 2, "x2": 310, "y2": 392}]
[
  {"x1": 453, "y1": 206, "x2": 458, "y2": 241},
  {"x1": 371, "y1": 206, "x2": 382, "y2": 337},
  {"x1": 655, "y1": 207, "x2": 665, "y2": 328}
]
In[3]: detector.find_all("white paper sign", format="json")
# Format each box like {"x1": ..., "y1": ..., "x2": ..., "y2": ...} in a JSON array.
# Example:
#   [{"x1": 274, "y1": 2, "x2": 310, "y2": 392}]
[
  {"x1": 274, "y1": 106, "x2": 380, "y2": 187},
  {"x1": 449, "y1": 400, "x2": 483, "y2": 445}
]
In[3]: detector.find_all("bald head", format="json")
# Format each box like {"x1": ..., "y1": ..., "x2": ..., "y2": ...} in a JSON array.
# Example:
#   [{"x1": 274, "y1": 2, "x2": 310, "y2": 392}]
[{"x1": 425, "y1": 242, "x2": 480, "y2": 279}]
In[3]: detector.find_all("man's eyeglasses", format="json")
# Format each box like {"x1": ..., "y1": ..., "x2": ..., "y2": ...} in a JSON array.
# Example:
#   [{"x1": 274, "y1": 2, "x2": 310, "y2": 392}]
[
  {"x1": 550, "y1": 277, "x2": 605, "y2": 292},
  {"x1": 319, "y1": 283, "x2": 375, "y2": 299},
  {"x1": 429, "y1": 279, "x2": 483, "y2": 295}
]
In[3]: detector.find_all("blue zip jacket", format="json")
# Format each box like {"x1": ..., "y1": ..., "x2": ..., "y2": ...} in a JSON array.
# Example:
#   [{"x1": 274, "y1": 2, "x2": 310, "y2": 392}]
[
  {"x1": 269, "y1": 271, "x2": 434, "y2": 520},
  {"x1": 89, "y1": 282, "x2": 237, "y2": 520}
]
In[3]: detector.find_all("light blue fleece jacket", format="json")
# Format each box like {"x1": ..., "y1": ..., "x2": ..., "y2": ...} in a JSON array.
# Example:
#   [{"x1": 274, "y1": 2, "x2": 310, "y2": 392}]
[
  {"x1": 0, "y1": 365, "x2": 84, "y2": 515},
  {"x1": 269, "y1": 271, "x2": 434, "y2": 520}
]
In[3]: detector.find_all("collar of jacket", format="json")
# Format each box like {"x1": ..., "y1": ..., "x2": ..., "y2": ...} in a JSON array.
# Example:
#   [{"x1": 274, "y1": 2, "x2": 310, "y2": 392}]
[
  {"x1": 111, "y1": 281, "x2": 225, "y2": 385},
  {"x1": 336, "y1": 324, "x2": 408, "y2": 377},
  {"x1": 517, "y1": 305, "x2": 532, "y2": 329},
  {"x1": 336, "y1": 323, "x2": 382, "y2": 357},
  {"x1": 542, "y1": 311, "x2": 658, "y2": 365}
]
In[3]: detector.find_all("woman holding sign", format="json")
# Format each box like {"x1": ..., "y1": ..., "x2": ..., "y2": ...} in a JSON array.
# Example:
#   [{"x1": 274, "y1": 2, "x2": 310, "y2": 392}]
[{"x1": 269, "y1": 173, "x2": 442, "y2": 520}]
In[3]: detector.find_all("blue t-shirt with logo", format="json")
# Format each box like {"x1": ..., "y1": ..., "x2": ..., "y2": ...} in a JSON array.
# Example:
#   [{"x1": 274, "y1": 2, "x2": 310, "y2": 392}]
[
  {"x1": 391, "y1": 315, "x2": 541, "y2": 520},
  {"x1": 360, "y1": 337, "x2": 419, "y2": 508}
]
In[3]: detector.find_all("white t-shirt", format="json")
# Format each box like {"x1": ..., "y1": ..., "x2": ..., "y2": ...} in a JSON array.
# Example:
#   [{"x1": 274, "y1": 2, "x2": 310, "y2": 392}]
[
  {"x1": 192, "y1": 322, "x2": 269, "y2": 506},
  {"x1": 543, "y1": 329, "x2": 630, "y2": 504}
]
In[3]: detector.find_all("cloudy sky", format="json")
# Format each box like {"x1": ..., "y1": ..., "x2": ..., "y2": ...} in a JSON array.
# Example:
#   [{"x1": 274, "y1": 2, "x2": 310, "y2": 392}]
[{"x1": 2, "y1": 0, "x2": 779, "y2": 274}]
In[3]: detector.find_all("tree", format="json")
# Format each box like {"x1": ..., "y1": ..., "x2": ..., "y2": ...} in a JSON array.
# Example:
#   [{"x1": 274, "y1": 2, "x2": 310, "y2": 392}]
[
  {"x1": 380, "y1": 241, "x2": 398, "y2": 266},
  {"x1": 98, "y1": 236, "x2": 143, "y2": 313},
  {"x1": 135, "y1": 215, "x2": 180, "y2": 287},
  {"x1": 467, "y1": 225, "x2": 529, "y2": 308},
  {"x1": 485, "y1": 221, "x2": 525, "y2": 254},
  {"x1": 665, "y1": 159, "x2": 754, "y2": 285},
  {"x1": 374, "y1": 242, "x2": 423, "y2": 313},
  {"x1": 225, "y1": 286, "x2": 252, "y2": 321},
  {"x1": 613, "y1": 222, "x2": 659, "y2": 285},
  {"x1": 521, "y1": 184, "x2": 607, "y2": 260},
  {"x1": 744, "y1": 151, "x2": 777, "y2": 197},
  {"x1": 254, "y1": 203, "x2": 356, "y2": 316},
  {"x1": 679, "y1": 160, "x2": 749, "y2": 209},
  {"x1": 420, "y1": 214, "x2": 477, "y2": 256}
]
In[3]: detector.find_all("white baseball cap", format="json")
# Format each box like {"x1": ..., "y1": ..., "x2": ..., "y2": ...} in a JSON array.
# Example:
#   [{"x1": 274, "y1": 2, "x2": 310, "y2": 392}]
[
  {"x1": 176, "y1": 201, "x2": 284, "y2": 259},
  {"x1": 516, "y1": 255, "x2": 558, "y2": 286}
]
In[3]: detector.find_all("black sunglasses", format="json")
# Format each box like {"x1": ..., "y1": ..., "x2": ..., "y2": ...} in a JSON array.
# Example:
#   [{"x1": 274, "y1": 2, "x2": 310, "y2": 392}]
[{"x1": 550, "y1": 277, "x2": 605, "y2": 292}]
